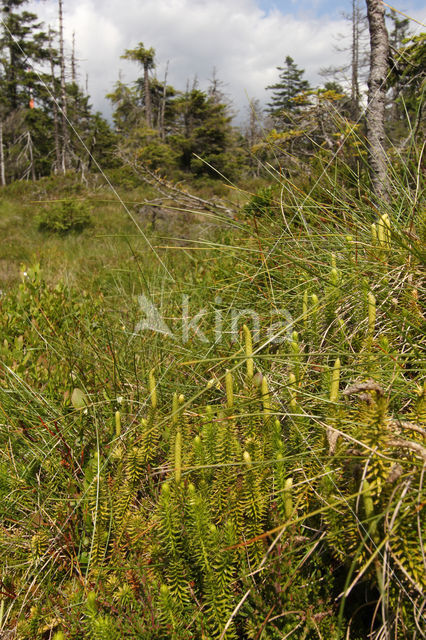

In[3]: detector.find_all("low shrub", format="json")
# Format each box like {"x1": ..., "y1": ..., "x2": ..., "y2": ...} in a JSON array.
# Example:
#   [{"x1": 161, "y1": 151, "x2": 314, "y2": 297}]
[
  {"x1": 37, "y1": 199, "x2": 93, "y2": 234},
  {"x1": 243, "y1": 185, "x2": 276, "y2": 217}
]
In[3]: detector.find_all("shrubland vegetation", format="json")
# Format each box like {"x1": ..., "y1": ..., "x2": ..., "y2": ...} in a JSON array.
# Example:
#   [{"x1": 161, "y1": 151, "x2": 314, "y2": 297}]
[{"x1": 0, "y1": 0, "x2": 425, "y2": 639}]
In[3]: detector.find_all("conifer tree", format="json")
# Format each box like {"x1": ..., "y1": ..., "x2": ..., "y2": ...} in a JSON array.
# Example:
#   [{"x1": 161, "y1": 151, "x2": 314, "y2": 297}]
[
  {"x1": 387, "y1": 9, "x2": 411, "y2": 126},
  {"x1": 0, "y1": 0, "x2": 52, "y2": 180},
  {"x1": 321, "y1": 0, "x2": 369, "y2": 120},
  {"x1": 266, "y1": 55, "x2": 310, "y2": 116},
  {"x1": 58, "y1": 0, "x2": 69, "y2": 172},
  {"x1": 388, "y1": 8, "x2": 410, "y2": 51},
  {"x1": 0, "y1": 119, "x2": 5, "y2": 185},
  {"x1": 389, "y1": 32, "x2": 425, "y2": 148},
  {"x1": 107, "y1": 80, "x2": 140, "y2": 134},
  {"x1": 48, "y1": 26, "x2": 61, "y2": 173},
  {"x1": 170, "y1": 88, "x2": 244, "y2": 179},
  {"x1": 135, "y1": 75, "x2": 176, "y2": 135},
  {"x1": 207, "y1": 66, "x2": 228, "y2": 105},
  {"x1": 0, "y1": 0, "x2": 50, "y2": 111},
  {"x1": 122, "y1": 42, "x2": 155, "y2": 127},
  {"x1": 243, "y1": 98, "x2": 265, "y2": 176}
]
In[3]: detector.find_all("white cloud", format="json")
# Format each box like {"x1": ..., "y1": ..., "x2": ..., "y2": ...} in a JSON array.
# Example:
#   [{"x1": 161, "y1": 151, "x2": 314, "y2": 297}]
[{"x1": 26, "y1": 0, "x2": 359, "y2": 121}]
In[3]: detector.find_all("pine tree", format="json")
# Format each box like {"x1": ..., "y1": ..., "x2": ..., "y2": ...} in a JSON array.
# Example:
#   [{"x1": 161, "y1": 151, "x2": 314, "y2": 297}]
[
  {"x1": 107, "y1": 75, "x2": 177, "y2": 173},
  {"x1": 387, "y1": 9, "x2": 411, "y2": 127},
  {"x1": 0, "y1": 0, "x2": 53, "y2": 180},
  {"x1": 107, "y1": 80, "x2": 141, "y2": 133},
  {"x1": 0, "y1": 120, "x2": 5, "y2": 185},
  {"x1": 85, "y1": 112, "x2": 117, "y2": 171},
  {"x1": 0, "y1": 0, "x2": 50, "y2": 111},
  {"x1": 207, "y1": 67, "x2": 228, "y2": 105},
  {"x1": 388, "y1": 32, "x2": 425, "y2": 148},
  {"x1": 57, "y1": 0, "x2": 69, "y2": 172},
  {"x1": 266, "y1": 56, "x2": 310, "y2": 116},
  {"x1": 319, "y1": 0, "x2": 370, "y2": 122},
  {"x1": 388, "y1": 8, "x2": 410, "y2": 51},
  {"x1": 121, "y1": 42, "x2": 155, "y2": 127},
  {"x1": 170, "y1": 88, "x2": 244, "y2": 179},
  {"x1": 135, "y1": 75, "x2": 176, "y2": 136},
  {"x1": 243, "y1": 98, "x2": 265, "y2": 176},
  {"x1": 109, "y1": 55, "x2": 245, "y2": 180},
  {"x1": 48, "y1": 26, "x2": 61, "y2": 173}
]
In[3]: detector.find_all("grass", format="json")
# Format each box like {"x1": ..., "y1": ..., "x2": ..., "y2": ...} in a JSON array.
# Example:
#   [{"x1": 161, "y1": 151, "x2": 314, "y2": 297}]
[
  {"x1": 0, "y1": 178, "x2": 155, "y2": 290},
  {"x1": 0, "y1": 152, "x2": 425, "y2": 639}
]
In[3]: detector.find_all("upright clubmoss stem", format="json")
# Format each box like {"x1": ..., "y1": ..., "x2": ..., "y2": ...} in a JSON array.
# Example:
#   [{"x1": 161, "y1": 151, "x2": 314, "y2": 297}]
[
  {"x1": 362, "y1": 479, "x2": 378, "y2": 541},
  {"x1": 243, "y1": 324, "x2": 254, "y2": 381},
  {"x1": 115, "y1": 410, "x2": 121, "y2": 437},
  {"x1": 225, "y1": 369, "x2": 234, "y2": 408},
  {"x1": 283, "y1": 477, "x2": 293, "y2": 519},
  {"x1": 149, "y1": 369, "x2": 157, "y2": 410},
  {"x1": 377, "y1": 213, "x2": 391, "y2": 256},
  {"x1": 378, "y1": 216, "x2": 385, "y2": 247},
  {"x1": 175, "y1": 430, "x2": 182, "y2": 485},
  {"x1": 384, "y1": 214, "x2": 391, "y2": 246}
]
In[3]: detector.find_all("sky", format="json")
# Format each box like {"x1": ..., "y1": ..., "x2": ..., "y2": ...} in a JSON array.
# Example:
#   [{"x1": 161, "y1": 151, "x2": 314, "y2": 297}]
[{"x1": 28, "y1": 0, "x2": 425, "y2": 122}]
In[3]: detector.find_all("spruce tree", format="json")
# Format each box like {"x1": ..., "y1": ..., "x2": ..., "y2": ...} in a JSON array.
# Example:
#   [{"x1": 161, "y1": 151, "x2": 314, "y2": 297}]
[
  {"x1": 266, "y1": 56, "x2": 310, "y2": 115},
  {"x1": 107, "y1": 80, "x2": 140, "y2": 134},
  {"x1": 388, "y1": 32, "x2": 425, "y2": 148},
  {"x1": 0, "y1": 0, "x2": 50, "y2": 111},
  {"x1": 170, "y1": 88, "x2": 244, "y2": 179},
  {"x1": 320, "y1": 1, "x2": 369, "y2": 121},
  {"x1": 0, "y1": 0, "x2": 53, "y2": 180},
  {"x1": 121, "y1": 42, "x2": 156, "y2": 127},
  {"x1": 387, "y1": 9, "x2": 411, "y2": 127}
]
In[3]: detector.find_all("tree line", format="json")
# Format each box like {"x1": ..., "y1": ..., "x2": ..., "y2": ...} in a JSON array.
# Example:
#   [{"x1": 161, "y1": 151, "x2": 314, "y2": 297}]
[{"x1": 0, "y1": 0, "x2": 424, "y2": 197}]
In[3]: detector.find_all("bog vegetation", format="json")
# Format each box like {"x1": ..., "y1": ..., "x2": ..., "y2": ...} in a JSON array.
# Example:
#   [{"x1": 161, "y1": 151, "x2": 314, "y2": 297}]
[{"x1": 0, "y1": 1, "x2": 425, "y2": 639}]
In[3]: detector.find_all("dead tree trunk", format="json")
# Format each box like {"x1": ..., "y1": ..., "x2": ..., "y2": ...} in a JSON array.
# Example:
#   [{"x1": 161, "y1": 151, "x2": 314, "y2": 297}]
[
  {"x1": 144, "y1": 60, "x2": 152, "y2": 128},
  {"x1": 87, "y1": 123, "x2": 97, "y2": 171},
  {"x1": 0, "y1": 122, "x2": 5, "y2": 186},
  {"x1": 71, "y1": 31, "x2": 76, "y2": 84},
  {"x1": 365, "y1": 0, "x2": 390, "y2": 203},
  {"x1": 58, "y1": 0, "x2": 70, "y2": 173},
  {"x1": 158, "y1": 62, "x2": 168, "y2": 140},
  {"x1": 350, "y1": 0, "x2": 361, "y2": 119},
  {"x1": 48, "y1": 28, "x2": 61, "y2": 174},
  {"x1": 27, "y1": 131, "x2": 36, "y2": 181}
]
